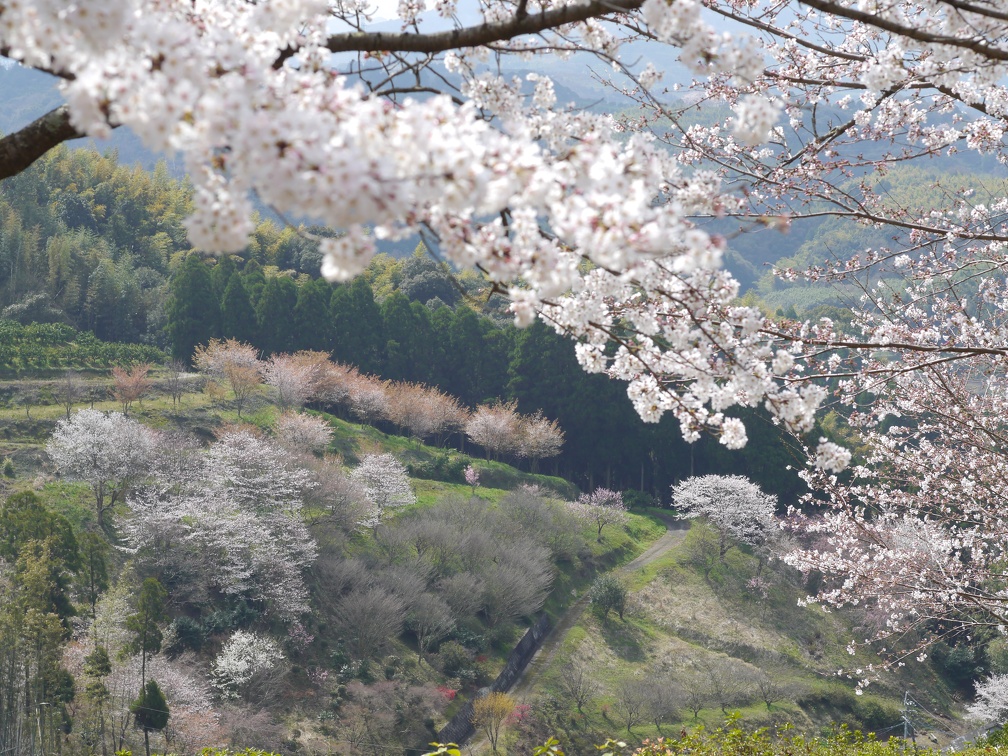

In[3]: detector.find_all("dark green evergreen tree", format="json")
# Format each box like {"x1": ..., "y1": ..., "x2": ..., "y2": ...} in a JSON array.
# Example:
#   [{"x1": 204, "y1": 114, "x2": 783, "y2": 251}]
[
  {"x1": 220, "y1": 275, "x2": 258, "y2": 344},
  {"x1": 0, "y1": 492, "x2": 80, "y2": 622},
  {"x1": 241, "y1": 259, "x2": 267, "y2": 308},
  {"x1": 126, "y1": 578, "x2": 167, "y2": 692},
  {"x1": 255, "y1": 275, "x2": 298, "y2": 354},
  {"x1": 381, "y1": 292, "x2": 433, "y2": 382},
  {"x1": 131, "y1": 679, "x2": 169, "y2": 756},
  {"x1": 291, "y1": 277, "x2": 335, "y2": 351},
  {"x1": 166, "y1": 255, "x2": 219, "y2": 364},
  {"x1": 210, "y1": 254, "x2": 238, "y2": 300},
  {"x1": 330, "y1": 276, "x2": 384, "y2": 373},
  {"x1": 76, "y1": 532, "x2": 109, "y2": 622}
]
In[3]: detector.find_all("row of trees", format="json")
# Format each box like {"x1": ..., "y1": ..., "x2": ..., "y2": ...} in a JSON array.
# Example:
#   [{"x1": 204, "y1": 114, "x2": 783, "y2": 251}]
[
  {"x1": 171, "y1": 254, "x2": 806, "y2": 498},
  {"x1": 192, "y1": 338, "x2": 566, "y2": 467}
]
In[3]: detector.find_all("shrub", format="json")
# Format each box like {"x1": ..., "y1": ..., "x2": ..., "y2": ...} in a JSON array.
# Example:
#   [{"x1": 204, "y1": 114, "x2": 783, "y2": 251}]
[
  {"x1": 589, "y1": 573, "x2": 628, "y2": 621},
  {"x1": 165, "y1": 616, "x2": 204, "y2": 654},
  {"x1": 437, "y1": 640, "x2": 474, "y2": 679},
  {"x1": 1, "y1": 458, "x2": 13, "y2": 478}
]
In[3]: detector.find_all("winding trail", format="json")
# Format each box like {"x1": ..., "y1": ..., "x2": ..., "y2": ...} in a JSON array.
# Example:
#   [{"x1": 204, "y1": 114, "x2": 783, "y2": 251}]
[{"x1": 509, "y1": 517, "x2": 688, "y2": 700}]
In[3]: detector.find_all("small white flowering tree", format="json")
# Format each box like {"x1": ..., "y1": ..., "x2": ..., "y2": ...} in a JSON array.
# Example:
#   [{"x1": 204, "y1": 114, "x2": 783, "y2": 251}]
[
  {"x1": 466, "y1": 402, "x2": 521, "y2": 461},
  {"x1": 967, "y1": 675, "x2": 1008, "y2": 724},
  {"x1": 672, "y1": 475, "x2": 777, "y2": 560},
  {"x1": 567, "y1": 488, "x2": 628, "y2": 542},
  {"x1": 348, "y1": 454, "x2": 416, "y2": 528},
  {"x1": 47, "y1": 409, "x2": 157, "y2": 528},
  {"x1": 211, "y1": 631, "x2": 284, "y2": 701},
  {"x1": 517, "y1": 412, "x2": 564, "y2": 473},
  {"x1": 274, "y1": 411, "x2": 333, "y2": 456}
]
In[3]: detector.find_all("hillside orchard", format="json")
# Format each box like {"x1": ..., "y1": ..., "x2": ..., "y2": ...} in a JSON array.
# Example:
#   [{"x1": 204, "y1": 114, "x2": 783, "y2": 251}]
[{"x1": 7, "y1": 0, "x2": 1008, "y2": 709}]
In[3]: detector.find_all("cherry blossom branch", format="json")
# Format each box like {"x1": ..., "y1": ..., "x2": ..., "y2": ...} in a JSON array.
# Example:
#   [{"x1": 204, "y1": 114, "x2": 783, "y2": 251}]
[{"x1": 0, "y1": 104, "x2": 94, "y2": 180}]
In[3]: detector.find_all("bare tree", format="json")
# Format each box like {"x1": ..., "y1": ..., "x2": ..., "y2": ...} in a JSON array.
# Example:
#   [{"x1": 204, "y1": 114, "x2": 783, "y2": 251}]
[
  {"x1": 643, "y1": 670, "x2": 681, "y2": 733},
  {"x1": 408, "y1": 593, "x2": 455, "y2": 663},
  {"x1": 613, "y1": 678, "x2": 650, "y2": 733},
  {"x1": 558, "y1": 660, "x2": 598, "y2": 714},
  {"x1": 59, "y1": 369, "x2": 86, "y2": 419},
  {"x1": 680, "y1": 674, "x2": 711, "y2": 719},
  {"x1": 436, "y1": 573, "x2": 485, "y2": 622},
  {"x1": 754, "y1": 669, "x2": 792, "y2": 710},
  {"x1": 700, "y1": 657, "x2": 754, "y2": 714},
  {"x1": 481, "y1": 539, "x2": 554, "y2": 627},
  {"x1": 335, "y1": 587, "x2": 406, "y2": 660},
  {"x1": 164, "y1": 359, "x2": 187, "y2": 408},
  {"x1": 15, "y1": 383, "x2": 39, "y2": 419}
]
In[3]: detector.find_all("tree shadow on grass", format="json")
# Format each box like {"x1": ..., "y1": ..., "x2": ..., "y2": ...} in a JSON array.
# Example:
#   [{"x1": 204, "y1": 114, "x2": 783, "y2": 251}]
[{"x1": 599, "y1": 618, "x2": 648, "y2": 662}]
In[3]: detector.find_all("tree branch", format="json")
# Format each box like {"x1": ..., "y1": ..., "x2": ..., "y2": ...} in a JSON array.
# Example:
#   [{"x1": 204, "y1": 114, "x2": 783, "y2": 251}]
[
  {"x1": 0, "y1": 105, "x2": 93, "y2": 180},
  {"x1": 798, "y1": 0, "x2": 1008, "y2": 62},
  {"x1": 276, "y1": 0, "x2": 642, "y2": 65}
]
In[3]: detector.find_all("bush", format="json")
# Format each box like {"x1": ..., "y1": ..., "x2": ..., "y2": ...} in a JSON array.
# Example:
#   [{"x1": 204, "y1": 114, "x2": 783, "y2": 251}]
[
  {"x1": 1, "y1": 458, "x2": 14, "y2": 478},
  {"x1": 407, "y1": 452, "x2": 470, "y2": 483},
  {"x1": 165, "y1": 616, "x2": 204, "y2": 654},
  {"x1": 437, "y1": 640, "x2": 474, "y2": 679},
  {"x1": 589, "y1": 573, "x2": 628, "y2": 621},
  {"x1": 622, "y1": 489, "x2": 656, "y2": 509}
]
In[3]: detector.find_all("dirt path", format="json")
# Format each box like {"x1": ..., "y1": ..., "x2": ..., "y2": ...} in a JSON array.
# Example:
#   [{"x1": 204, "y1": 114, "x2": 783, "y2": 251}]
[{"x1": 509, "y1": 517, "x2": 688, "y2": 700}]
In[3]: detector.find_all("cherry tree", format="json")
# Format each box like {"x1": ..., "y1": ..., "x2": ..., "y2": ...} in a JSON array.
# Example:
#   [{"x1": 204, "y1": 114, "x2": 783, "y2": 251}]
[
  {"x1": 466, "y1": 401, "x2": 521, "y2": 461},
  {"x1": 110, "y1": 363, "x2": 152, "y2": 416},
  {"x1": 211, "y1": 631, "x2": 285, "y2": 701},
  {"x1": 122, "y1": 429, "x2": 317, "y2": 619},
  {"x1": 193, "y1": 339, "x2": 263, "y2": 418},
  {"x1": 568, "y1": 488, "x2": 629, "y2": 542},
  {"x1": 274, "y1": 411, "x2": 334, "y2": 455},
  {"x1": 345, "y1": 372, "x2": 391, "y2": 425},
  {"x1": 263, "y1": 352, "x2": 320, "y2": 411},
  {"x1": 517, "y1": 411, "x2": 565, "y2": 472},
  {"x1": 348, "y1": 454, "x2": 416, "y2": 528},
  {"x1": 967, "y1": 675, "x2": 1008, "y2": 724},
  {"x1": 672, "y1": 475, "x2": 777, "y2": 560},
  {"x1": 47, "y1": 409, "x2": 158, "y2": 528},
  {"x1": 12, "y1": 0, "x2": 1008, "y2": 663},
  {"x1": 386, "y1": 383, "x2": 468, "y2": 445}
]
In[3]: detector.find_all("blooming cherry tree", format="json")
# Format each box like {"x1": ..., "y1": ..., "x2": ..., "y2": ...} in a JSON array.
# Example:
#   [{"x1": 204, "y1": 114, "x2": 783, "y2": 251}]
[
  {"x1": 348, "y1": 453, "x2": 416, "y2": 528},
  {"x1": 274, "y1": 411, "x2": 334, "y2": 456},
  {"x1": 211, "y1": 631, "x2": 284, "y2": 700},
  {"x1": 568, "y1": 488, "x2": 629, "y2": 542},
  {"x1": 47, "y1": 409, "x2": 157, "y2": 528},
  {"x1": 672, "y1": 475, "x2": 777, "y2": 559}
]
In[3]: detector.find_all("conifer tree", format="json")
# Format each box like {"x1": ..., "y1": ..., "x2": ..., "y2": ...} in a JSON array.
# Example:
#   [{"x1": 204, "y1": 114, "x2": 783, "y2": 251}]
[
  {"x1": 255, "y1": 275, "x2": 298, "y2": 355},
  {"x1": 220, "y1": 275, "x2": 257, "y2": 344},
  {"x1": 131, "y1": 679, "x2": 169, "y2": 756},
  {"x1": 167, "y1": 255, "x2": 219, "y2": 364},
  {"x1": 291, "y1": 277, "x2": 334, "y2": 352}
]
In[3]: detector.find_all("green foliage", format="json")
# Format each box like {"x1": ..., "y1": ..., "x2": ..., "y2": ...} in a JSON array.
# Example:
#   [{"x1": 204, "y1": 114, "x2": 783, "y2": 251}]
[
  {"x1": 0, "y1": 319, "x2": 166, "y2": 375},
  {"x1": 422, "y1": 744, "x2": 462, "y2": 756},
  {"x1": 131, "y1": 679, "x2": 170, "y2": 733},
  {"x1": 589, "y1": 573, "x2": 628, "y2": 621},
  {"x1": 165, "y1": 615, "x2": 205, "y2": 654},
  {"x1": 167, "y1": 255, "x2": 220, "y2": 363},
  {"x1": 406, "y1": 451, "x2": 470, "y2": 483},
  {"x1": 929, "y1": 639, "x2": 984, "y2": 688},
  {"x1": 2, "y1": 457, "x2": 14, "y2": 477},
  {"x1": 126, "y1": 578, "x2": 168, "y2": 664}
]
